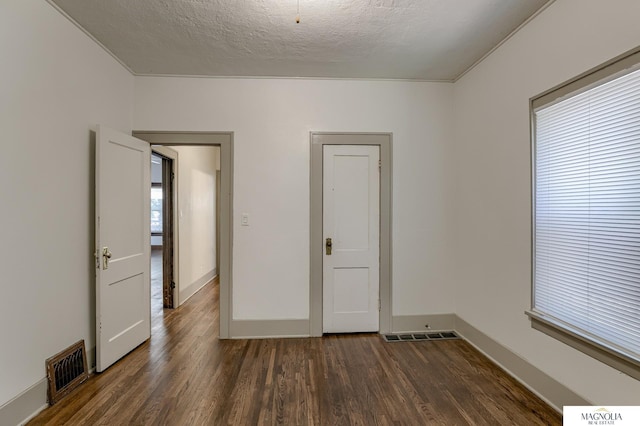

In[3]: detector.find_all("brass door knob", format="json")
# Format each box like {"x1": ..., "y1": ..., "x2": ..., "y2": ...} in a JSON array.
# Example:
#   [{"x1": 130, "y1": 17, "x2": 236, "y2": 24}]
[{"x1": 102, "y1": 247, "x2": 112, "y2": 270}]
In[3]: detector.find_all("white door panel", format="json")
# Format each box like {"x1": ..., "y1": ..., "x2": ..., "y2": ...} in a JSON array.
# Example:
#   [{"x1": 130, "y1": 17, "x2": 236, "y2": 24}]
[
  {"x1": 96, "y1": 125, "x2": 151, "y2": 372},
  {"x1": 323, "y1": 145, "x2": 379, "y2": 333},
  {"x1": 333, "y1": 155, "x2": 371, "y2": 250}
]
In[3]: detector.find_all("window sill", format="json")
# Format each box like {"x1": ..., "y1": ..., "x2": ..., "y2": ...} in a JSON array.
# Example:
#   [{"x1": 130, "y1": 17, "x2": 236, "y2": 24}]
[{"x1": 525, "y1": 310, "x2": 640, "y2": 381}]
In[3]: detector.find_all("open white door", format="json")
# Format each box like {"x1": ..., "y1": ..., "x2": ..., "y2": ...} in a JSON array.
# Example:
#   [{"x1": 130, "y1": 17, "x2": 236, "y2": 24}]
[
  {"x1": 96, "y1": 125, "x2": 151, "y2": 372},
  {"x1": 323, "y1": 145, "x2": 380, "y2": 333}
]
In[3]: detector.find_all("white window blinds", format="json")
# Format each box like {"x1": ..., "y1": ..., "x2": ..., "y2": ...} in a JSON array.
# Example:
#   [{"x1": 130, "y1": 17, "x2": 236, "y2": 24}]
[{"x1": 534, "y1": 67, "x2": 640, "y2": 361}]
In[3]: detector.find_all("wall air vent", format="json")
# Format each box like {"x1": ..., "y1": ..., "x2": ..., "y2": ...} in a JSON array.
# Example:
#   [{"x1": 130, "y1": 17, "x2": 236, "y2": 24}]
[{"x1": 45, "y1": 340, "x2": 89, "y2": 405}]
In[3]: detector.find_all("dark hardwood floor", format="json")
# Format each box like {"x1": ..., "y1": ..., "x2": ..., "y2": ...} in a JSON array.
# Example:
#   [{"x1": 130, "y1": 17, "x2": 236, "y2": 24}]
[{"x1": 29, "y1": 278, "x2": 560, "y2": 425}]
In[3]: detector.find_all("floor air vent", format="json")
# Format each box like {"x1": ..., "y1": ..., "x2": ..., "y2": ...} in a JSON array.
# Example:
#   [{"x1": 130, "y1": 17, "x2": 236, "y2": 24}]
[
  {"x1": 383, "y1": 331, "x2": 459, "y2": 342},
  {"x1": 45, "y1": 340, "x2": 89, "y2": 405}
]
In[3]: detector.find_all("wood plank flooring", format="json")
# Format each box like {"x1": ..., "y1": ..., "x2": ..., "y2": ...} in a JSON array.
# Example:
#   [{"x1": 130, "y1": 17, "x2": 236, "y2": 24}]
[{"x1": 29, "y1": 280, "x2": 561, "y2": 425}]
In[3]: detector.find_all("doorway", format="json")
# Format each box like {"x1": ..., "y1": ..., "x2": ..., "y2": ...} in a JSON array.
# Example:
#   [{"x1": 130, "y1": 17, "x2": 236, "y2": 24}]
[
  {"x1": 309, "y1": 133, "x2": 393, "y2": 336},
  {"x1": 151, "y1": 148, "x2": 177, "y2": 313},
  {"x1": 134, "y1": 131, "x2": 233, "y2": 339}
]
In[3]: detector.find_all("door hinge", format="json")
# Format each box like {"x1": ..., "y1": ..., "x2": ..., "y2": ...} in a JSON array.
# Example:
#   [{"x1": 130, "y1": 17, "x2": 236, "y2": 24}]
[
  {"x1": 171, "y1": 172, "x2": 175, "y2": 182},
  {"x1": 171, "y1": 281, "x2": 176, "y2": 290},
  {"x1": 378, "y1": 160, "x2": 381, "y2": 171},
  {"x1": 93, "y1": 250, "x2": 100, "y2": 269}
]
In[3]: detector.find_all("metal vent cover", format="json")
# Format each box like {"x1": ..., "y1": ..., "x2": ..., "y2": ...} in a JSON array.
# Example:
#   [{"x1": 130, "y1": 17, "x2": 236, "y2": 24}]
[
  {"x1": 45, "y1": 340, "x2": 89, "y2": 405},
  {"x1": 383, "y1": 331, "x2": 460, "y2": 343}
]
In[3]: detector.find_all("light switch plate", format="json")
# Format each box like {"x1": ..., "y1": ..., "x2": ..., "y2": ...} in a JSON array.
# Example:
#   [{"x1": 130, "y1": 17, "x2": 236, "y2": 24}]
[{"x1": 241, "y1": 213, "x2": 249, "y2": 226}]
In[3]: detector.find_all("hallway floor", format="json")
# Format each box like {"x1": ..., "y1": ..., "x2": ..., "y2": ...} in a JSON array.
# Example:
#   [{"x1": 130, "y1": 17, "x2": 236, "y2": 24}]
[{"x1": 151, "y1": 247, "x2": 163, "y2": 316}]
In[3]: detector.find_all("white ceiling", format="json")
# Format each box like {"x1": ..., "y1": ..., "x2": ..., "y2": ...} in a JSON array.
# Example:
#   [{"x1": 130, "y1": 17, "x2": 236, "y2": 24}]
[{"x1": 49, "y1": 0, "x2": 551, "y2": 81}]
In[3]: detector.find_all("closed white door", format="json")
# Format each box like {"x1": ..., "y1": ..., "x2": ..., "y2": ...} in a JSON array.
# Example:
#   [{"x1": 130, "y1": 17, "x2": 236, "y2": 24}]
[
  {"x1": 96, "y1": 125, "x2": 151, "y2": 372},
  {"x1": 323, "y1": 145, "x2": 380, "y2": 333}
]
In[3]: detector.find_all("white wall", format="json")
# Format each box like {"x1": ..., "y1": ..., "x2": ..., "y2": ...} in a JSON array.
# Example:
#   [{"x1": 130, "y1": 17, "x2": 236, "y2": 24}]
[
  {"x1": 453, "y1": 0, "x2": 640, "y2": 405},
  {"x1": 171, "y1": 146, "x2": 218, "y2": 300},
  {"x1": 0, "y1": 0, "x2": 133, "y2": 408},
  {"x1": 134, "y1": 78, "x2": 456, "y2": 320}
]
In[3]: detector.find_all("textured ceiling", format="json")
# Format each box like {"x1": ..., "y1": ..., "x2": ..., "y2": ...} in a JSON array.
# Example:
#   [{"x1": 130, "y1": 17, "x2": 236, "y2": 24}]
[{"x1": 49, "y1": 0, "x2": 551, "y2": 81}]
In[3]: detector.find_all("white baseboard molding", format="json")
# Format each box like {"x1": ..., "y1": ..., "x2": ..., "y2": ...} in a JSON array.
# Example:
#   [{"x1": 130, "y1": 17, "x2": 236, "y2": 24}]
[
  {"x1": 392, "y1": 314, "x2": 456, "y2": 333},
  {"x1": 179, "y1": 268, "x2": 217, "y2": 306},
  {"x1": 230, "y1": 319, "x2": 310, "y2": 338},
  {"x1": 454, "y1": 315, "x2": 589, "y2": 412},
  {"x1": 0, "y1": 378, "x2": 47, "y2": 426}
]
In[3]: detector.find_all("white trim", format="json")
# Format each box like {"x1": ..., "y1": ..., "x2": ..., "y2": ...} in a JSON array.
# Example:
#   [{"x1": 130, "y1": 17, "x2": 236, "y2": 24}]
[
  {"x1": 230, "y1": 319, "x2": 310, "y2": 339},
  {"x1": 0, "y1": 379, "x2": 47, "y2": 426},
  {"x1": 454, "y1": 315, "x2": 589, "y2": 412},
  {"x1": 179, "y1": 271, "x2": 216, "y2": 306},
  {"x1": 45, "y1": 1, "x2": 135, "y2": 76},
  {"x1": 453, "y1": 1, "x2": 556, "y2": 82},
  {"x1": 133, "y1": 73, "x2": 450, "y2": 83}
]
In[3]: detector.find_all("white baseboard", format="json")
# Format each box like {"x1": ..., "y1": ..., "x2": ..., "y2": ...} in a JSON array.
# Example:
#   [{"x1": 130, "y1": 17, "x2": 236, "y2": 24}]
[
  {"x1": 454, "y1": 315, "x2": 589, "y2": 412},
  {"x1": 230, "y1": 319, "x2": 310, "y2": 338},
  {"x1": 0, "y1": 378, "x2": 47, "y2": 426},
  {"x1": 179, "y1": 268, "x2": 216, "y2": 305}
]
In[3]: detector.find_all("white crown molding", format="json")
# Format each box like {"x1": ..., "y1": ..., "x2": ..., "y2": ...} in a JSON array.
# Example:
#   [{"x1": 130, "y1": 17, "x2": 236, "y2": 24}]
[
  {"x1": 453, "y1": 0, "x2": 556, "y2": 83},
  {"x1": 46, "y1": 0, "x2": 135, "y2": 76}
]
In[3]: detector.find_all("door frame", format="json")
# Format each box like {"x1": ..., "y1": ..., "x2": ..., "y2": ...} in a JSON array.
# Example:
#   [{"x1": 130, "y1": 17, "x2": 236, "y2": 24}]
[
  {"x1": 133, "y1": 131, "x2": 233, "y2": 339},
  {"x1": 310, "y1": 132, "x2": 392, "y2": 336},
  {"x1": 151, "y1": 146, "x2": 178, "y2": 308}
]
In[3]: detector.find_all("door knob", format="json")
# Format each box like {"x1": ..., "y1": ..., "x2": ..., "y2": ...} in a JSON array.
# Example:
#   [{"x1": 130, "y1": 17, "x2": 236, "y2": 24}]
[
  {"x1": 325, "y1": 238, "x2": 332, "y2": 255},
  {"x1": 102, "y1": 247, "x2": 112, "y2": 270}
]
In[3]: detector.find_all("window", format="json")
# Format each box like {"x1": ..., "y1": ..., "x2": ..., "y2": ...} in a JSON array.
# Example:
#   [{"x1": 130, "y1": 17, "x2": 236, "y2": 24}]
[
  {"x1": 529, "y1": 47, "x2": 640, "y2": 379},
  {"x1": 151, "y1": 185, "x2": 163, "y2": 234}
]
